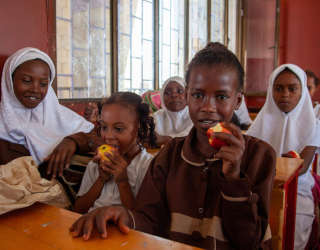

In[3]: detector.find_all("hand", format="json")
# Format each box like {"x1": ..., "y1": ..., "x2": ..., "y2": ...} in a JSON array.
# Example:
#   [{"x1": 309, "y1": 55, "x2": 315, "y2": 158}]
[
  {"x1": 44, "y1": 138, "x2": 77, "y2": 178},
  {"x1": 69, "y1": 205, "x2": 131, "y2": 240},
  {"x1": 100, "y1": 150, "x2": 129, "y2": 183},
  {"x1": 213, "y1": 122, "x2": 245, "y2": 180},
  {"x1": 98, "y1": 165, "x2": 112, "y2": 183}
]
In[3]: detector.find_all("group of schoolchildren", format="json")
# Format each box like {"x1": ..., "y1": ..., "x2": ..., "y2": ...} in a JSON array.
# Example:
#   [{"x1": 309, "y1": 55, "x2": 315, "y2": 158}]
[{"x1": 0, "y1": 43, "x2": 319, "y2": 249}]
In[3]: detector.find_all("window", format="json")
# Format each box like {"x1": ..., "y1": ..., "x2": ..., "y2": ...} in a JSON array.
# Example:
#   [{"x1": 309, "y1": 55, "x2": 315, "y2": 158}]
[
  {"x1": 188, "y1": 0, "x2": 207, "y2": 60},
  {"x1": 159, "y1": 0, "x2": 185, "y2": 88},
  {"x1": 118, "y1": 0, "x2": 154, "y2": 94},
  {"x1": 56, "y1": 0, "x2": 111, "y2": 98},
  {"x1": 56, "y1": 0, "x2": 239, "y2": 98},
  {"x1": 211, "y1": 0, "x2": 225, "y2": 44},
  {"x1": 227, "y1": 0, "x2": 237, "y2": 53}
]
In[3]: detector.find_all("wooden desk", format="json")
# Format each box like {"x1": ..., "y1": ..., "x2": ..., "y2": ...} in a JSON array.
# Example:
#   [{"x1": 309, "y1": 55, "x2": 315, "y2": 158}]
[
  {"x1": 0, "y1": 203, "x2": 202, "y2": 250},
  {"x1": 270, "y1": 157, "x2": 303, "y2": 250}
]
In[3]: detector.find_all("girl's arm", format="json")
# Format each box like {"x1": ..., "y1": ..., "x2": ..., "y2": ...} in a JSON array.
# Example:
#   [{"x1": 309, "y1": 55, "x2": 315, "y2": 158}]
[
  {"x1": 300, "y1": 146, "x2": 317, "y2": 175},
  {"x1": 74, "y1": 176, "x2": 106, "y2": 213},
  {"x1": 100, "y1": 151, "x2": 136, "y2": 210},
  {"x1": 116, "y1": 178, "x2": 136, "y2": 210}
]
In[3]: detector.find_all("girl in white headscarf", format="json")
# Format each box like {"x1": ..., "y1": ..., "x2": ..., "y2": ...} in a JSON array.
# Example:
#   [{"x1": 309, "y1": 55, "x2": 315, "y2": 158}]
[
  {"x1": 247, "y1": 64, "x2": 320, "y2": 249},
  {"x1": 235, "y1": 95, "x2": 252, "y2": 128},
  {"x1": 152, "y1": 76, "x2": 193, "y2": 146},
  {"x1": 0, "y1": 47, "x2": 93, "y2": 165}
]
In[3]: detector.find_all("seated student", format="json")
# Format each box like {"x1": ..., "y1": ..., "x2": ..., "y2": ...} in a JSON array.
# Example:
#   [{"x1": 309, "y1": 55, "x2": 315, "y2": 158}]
[
  {"x1": 234, "y1": 95, "x2": 252, "y2": 129},
  {"x1": 74, "y1": 92, "x2": 156, "y2": 213},
  {"x1": 153, "y1": 76, "x2": 193, "y2": 146},
  {"x1": 247, "y1": 64, "x2": 320, "y2": 250},
  {"x1": 70, "y1": 43, "x2": 276, "y2": 250},
  {"x1": 306, "y1": 70, "x2": 320, "y2": 118},
  {"x1": 0, "y1": 47, "x2": 93, "y2": 166}
]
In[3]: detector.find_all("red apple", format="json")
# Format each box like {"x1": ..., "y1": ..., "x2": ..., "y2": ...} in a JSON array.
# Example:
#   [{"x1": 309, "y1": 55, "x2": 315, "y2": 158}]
[
  {"x1": 206, "y1": 123, "x2": 232, "y2": 149},
  {"x1": 287, "y1": 150, "x2": 300, "y2": 159}
]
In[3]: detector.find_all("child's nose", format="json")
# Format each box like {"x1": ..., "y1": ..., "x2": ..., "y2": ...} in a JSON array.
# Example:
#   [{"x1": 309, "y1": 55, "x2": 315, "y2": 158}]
[
  {"x1": 281, "y1": 88, "x2": 290, "y2": 97},
  {"x1": 31, "y1": 81, "x2": 41, "y2": 93},
  {"x1": 201, "y1": 97, "x2": 217, "y2": 113}
]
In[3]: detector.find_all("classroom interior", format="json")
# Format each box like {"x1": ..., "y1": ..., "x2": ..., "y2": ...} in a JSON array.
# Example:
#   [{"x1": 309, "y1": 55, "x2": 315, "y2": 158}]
[{"x1": 0, "y1": 0, "x2": 320, "y2": 250}]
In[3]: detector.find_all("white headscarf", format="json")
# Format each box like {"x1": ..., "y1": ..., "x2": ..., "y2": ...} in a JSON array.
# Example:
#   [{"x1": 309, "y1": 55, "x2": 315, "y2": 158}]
[
  {"x1": 153, "y1": 76, "x2": 193, "y2": 137},
  {"x1": 247, "y1": 63, "x2": 320, "y2": 156},
  {"x1": 0, "y1": 47, "x2": 94, "y2": 164},
  {"x1": 235, "y1": 95, "x2": 252, "y2": 125}
]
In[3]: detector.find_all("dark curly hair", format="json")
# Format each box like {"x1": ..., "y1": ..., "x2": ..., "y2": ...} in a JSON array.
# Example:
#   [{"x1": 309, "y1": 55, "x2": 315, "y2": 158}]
[
  {"x1": 185, "y1": 42, "x2": 244, "y2": 91},
  {"x1": 100, "y1": 92, "x2": 157, "y2": 148},
  {"x1": 305, "y1": 70, "x2": 319, "y2": 86}
]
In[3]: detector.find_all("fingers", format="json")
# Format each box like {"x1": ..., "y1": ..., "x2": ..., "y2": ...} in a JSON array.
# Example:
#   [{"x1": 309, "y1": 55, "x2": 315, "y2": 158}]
[
  {"x1": 82, "y1": 215, "x2": 95, "y2": 240},
  {"x1": 118, "y1": 214, "x2": 130, "y2": 234},
  {"x1": 213, "y1": 132, "x2": 243, "y2": 149},
  {"x1": 70, "y1": 216, "x2": 86, "y2": 238},
  {"x1": 221, "y1": 122, "x2": 245, "y2": 141},
  {"x1": 95, "y1": 209, "x2": 111, "y2": 238},
  {"x1": 46, "y1": 153, "x2": 55, "y2": 176}
]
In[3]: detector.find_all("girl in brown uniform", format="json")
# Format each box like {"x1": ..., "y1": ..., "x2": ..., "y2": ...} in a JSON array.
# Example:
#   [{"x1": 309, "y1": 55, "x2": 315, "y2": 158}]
[{"x1": 70, "y1": 43, "x2": 276, "y2": 250}]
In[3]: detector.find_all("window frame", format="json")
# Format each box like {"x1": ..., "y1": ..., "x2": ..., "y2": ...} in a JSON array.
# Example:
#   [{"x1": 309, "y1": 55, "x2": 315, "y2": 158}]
[{"x1": 53, "y1": 0, "x2": 245, "y2": 99}]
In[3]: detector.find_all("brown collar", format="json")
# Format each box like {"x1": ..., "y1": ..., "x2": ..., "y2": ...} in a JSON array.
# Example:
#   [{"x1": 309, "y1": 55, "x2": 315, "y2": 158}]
[{"x1": 181, "y1": 127, "x2": 219, "y2": 167}]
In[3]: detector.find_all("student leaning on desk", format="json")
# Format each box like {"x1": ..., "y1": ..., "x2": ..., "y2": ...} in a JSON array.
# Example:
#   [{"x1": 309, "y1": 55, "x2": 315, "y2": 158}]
[{"x1": 70, "y1": 42, "x2": 276, "y2": 250}]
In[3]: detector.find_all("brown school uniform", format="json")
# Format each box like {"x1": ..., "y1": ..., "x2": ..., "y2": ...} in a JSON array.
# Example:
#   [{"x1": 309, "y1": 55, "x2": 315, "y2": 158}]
[
  {"x1": 130, "y1": 128, "x2": 276, "y2": 250},
  {"x1": 0, "y1": 138, "x2": 30, "y2": 165}
]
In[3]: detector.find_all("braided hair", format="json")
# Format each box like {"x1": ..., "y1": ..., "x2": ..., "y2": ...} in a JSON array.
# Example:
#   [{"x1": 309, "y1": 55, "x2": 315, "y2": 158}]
[
  {"x1": 101, "y1": 92, "x2": 157, "y2": 148},
  {"x1": 185, "y1": 42, "x2": 244, "y2": 91}
]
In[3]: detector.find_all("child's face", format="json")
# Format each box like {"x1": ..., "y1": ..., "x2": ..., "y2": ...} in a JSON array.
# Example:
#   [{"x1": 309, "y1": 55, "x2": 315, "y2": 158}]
[
  {"x1": 307, "y1": 76, "x2": 317, "y2": 98},
  {"x1": 12, "y1": 59, "x2": 50, "y2": 109},
  {"x1": 186, "y1": 64, "x2": 242, "y2": 138},
  {"x1": 100, "y1": 103, "x2": 139, "y2": 155},
  {"x1": 272, "y1": 71, "x2": 302, "y2": 113},
  {"x1": 163, "y1": 81, "x2": 187, "y2": 112}
]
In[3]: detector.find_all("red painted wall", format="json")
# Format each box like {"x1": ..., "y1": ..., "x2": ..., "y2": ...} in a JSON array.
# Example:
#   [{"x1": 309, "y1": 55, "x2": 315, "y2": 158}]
[
  {"x1": 0, "y1": 0, "x2": 50, "y2": 78},
  {"x1": 279, "y1": 0, "x2": 320, "y2": 101}
]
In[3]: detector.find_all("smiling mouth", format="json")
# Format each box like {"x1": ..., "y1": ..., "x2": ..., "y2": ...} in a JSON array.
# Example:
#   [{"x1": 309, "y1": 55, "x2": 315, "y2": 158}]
[
  {"x1": 25, "y1": 96, "x2": 40, "y2": 101},
  {"x1": 198, "y1": 119, "x2": 218, "y2": 127}
]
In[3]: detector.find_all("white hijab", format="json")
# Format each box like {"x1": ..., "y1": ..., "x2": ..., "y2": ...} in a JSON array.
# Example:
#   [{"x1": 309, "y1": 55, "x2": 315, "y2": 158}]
[
  {"x1": 247, "y1": 64, "x2": 320, "y2": 156},
  {"x1": 153, "y1": 76, "x2": 193, "y2": 137},
  {"x1": 235, "y1": 95, "x2": 252, "y2": 125},
  {"x1": 0, "y1": 47, "x2": 94, "y2": 164}
]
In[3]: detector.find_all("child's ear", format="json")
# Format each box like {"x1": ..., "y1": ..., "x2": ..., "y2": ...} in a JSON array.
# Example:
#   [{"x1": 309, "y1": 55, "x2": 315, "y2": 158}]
[{"x1": 234, "y1": 92, "x2": 242, "y2": 110}]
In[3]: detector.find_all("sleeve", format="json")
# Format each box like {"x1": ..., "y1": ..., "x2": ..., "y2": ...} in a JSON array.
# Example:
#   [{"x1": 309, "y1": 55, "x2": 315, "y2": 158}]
[
  {"x1": 66, "y1": 130, "x2": 105, "y2": 153},
  {"x1": 218, "y1": 138, "x2": 276, "y2": 249},
  {"x1": 131, "y1": 144, "x2": 172, "y2": 238},
  {"x1": 77, "y1": 161, "x2": 99, "y2": 196}
]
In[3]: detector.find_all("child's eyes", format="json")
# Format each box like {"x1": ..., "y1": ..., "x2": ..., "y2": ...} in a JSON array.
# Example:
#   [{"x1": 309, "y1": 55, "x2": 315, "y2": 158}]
[
  {"x1": 40, "y1": 82, "x2": 48, "y2": 87},
  {"x1": 191, "y1": 92, "x2": 203, "y2": 99},
  {"x1": 216, "y1": 95, "x2": 229, "y2": 101},
  {"x1": 115, "y1": 127, "x2": 124, "y2": 132},
  {"x1": 177, "y1": 89, "x2": 184, "y2": 94},
  {"x1": 22, "y1": 78, "x2": 32, "y2": 84},
  {"x1": 289, "y1": 87, "x2": 298, "y2": 92}
]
